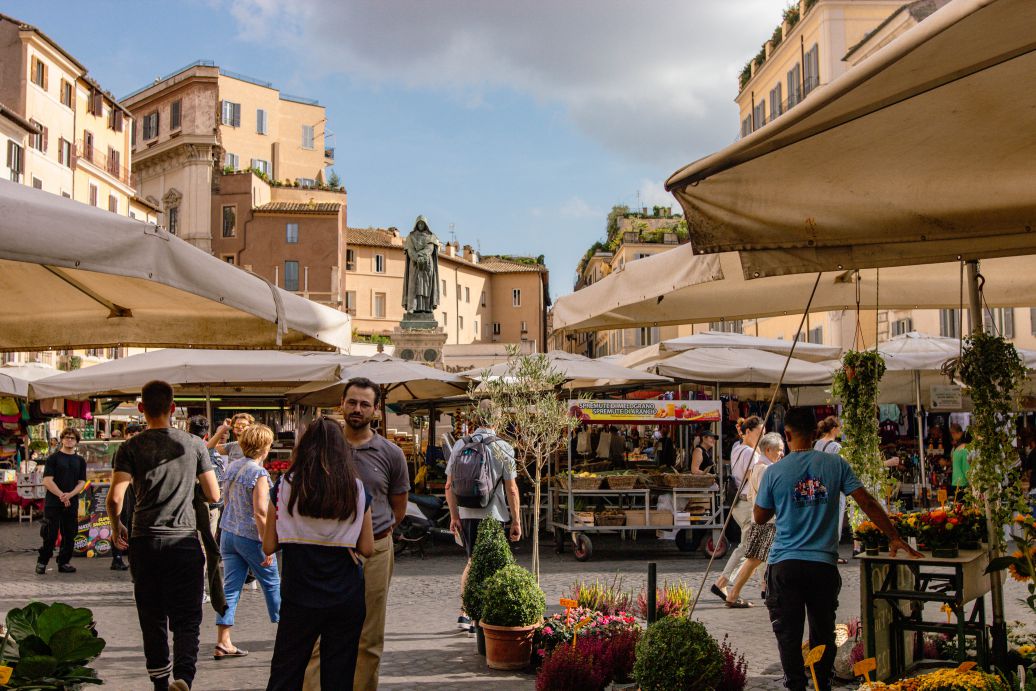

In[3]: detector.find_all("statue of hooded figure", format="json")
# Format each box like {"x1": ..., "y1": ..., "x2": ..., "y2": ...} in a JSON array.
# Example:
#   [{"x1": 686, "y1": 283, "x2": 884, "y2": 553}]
[{"x1": 402, "y1": 215, "x2": 440, "y2": 315}]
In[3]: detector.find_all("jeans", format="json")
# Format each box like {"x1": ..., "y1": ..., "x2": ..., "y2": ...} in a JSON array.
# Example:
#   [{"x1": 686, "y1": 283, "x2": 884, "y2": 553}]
[
  {"x1": 217, "y1": 531, "x2": 281, "y2": 627},
  {"x1": 268, "y1": 600, "x2": 365, "y2": 691},
  {"x1": 765, "y1": 560, "x2": 841, "y2": 691},
  {"x1": 129, "y1": 535, "x2": 205, "y2": 689},
  {"x1": 39, "y1": 504, "x2": 78, "y2": 566}
]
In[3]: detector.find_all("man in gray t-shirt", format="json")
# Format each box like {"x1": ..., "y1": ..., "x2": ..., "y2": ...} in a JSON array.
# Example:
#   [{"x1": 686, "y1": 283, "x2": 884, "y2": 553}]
[{"x1": 445, "y1": 421, "x2": 521, "y2": 631}]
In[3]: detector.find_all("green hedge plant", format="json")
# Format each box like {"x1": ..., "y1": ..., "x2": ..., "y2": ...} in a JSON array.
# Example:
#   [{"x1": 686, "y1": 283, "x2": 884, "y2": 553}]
[
  {"x1": 480, "y1": 564, "x2": 546, "y2": 628},
  {"x1": 633, "y1": 617, "x2": 723, "y2": 690},
  {"x1": 461, "y1": 519, "x2": 514, "y2": 623}
]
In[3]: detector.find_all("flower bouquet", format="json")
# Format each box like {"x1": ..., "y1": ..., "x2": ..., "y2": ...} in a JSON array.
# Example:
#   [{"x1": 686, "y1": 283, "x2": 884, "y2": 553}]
[
  {"x1": 918, "y1": 508, "x2": 962, "y2": 558},
  {"x1": 855, "y1": 521, "x2": 883, "y2": 555}
]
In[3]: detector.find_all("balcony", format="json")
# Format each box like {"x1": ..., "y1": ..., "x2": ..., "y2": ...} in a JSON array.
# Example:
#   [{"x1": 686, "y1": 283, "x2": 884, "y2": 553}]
[
  {"x1": 74, "y1": 140, "x2": 131, "y2": 185},
  {"x1": 324, "y1": 147, "x2": 335, "y2": 165}
]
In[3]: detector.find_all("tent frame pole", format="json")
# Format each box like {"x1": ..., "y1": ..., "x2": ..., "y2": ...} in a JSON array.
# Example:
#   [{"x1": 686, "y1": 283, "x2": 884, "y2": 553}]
[
  {"x1": 913, "y1": 371, "x2": 928, "y2": 508},
  {"x1": 966, "y1": 259, "x2": 1007, "y2": 669}
]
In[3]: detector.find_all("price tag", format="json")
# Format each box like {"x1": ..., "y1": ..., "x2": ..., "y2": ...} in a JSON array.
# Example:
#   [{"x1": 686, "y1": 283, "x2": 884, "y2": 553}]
[
  {"x1": 957, "y1": 661, "x2": 977, "y2": 672},
  {"x1": 571, "y1": 617, "x2": 592, "y2": 649},
  {"x1": 559, "y1": 598, "x2": 578, "y2": 608},
  {"x1": 804, "y1": 645, "x2": 826, "y2": 691},
  {"x1": 853, "y1": 658, "x2": 876, "y2": 683},
  {"x1": 937, "y1": 488, "x2": 948, "y2": 505},
  {"x1": 0, "y1": 665, "x2": 12, "y2": 685}
]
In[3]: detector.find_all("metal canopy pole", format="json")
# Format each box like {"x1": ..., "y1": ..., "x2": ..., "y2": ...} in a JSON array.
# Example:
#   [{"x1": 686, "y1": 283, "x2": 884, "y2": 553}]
[
  {"x1": 966, "y1": 259, "x2": 1007, "y2": 669},
  {"x1": 914, "y1": 370, "x2": 928, "y2": 508},
  {"x1": 205, "y1": 386, "x2": 212, "y2": 423}
]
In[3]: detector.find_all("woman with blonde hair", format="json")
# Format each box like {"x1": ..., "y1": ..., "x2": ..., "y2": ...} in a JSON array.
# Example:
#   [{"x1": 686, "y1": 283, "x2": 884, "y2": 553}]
[{"x1": 213, "y1": 423, "x2": 280, "y2": 660}]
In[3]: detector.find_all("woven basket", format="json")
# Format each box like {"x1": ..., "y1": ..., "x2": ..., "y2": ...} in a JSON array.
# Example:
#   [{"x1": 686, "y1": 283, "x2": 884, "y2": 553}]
[
  {"x1": 604, "y1": 475, "x2": 640, "y2": 490},
  {"x1": 570, "y1": 476, "x2": 603, "y2": 490},
  {"x1": 662, "y1": 473, "x2": 716, "y2": 488},
  {"x1": 595, "y1": 512, "x2": 626, "y2": 527}
]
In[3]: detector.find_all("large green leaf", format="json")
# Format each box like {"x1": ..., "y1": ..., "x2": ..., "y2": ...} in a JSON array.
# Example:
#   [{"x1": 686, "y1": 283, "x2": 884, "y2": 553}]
[
  {"x1": 5, "y1": 603, "x2": 45, "y2": 645},
  {"x1": 35, "y1": 604, "x2": 93, "y2": 645},
  {"x1": 48, "y1": 628, "x2": 104, "y2": 663},
  {"x1": 12, "y1": 654, "x2": 58, "y2": 679},
  {"x1": 16, "y1": 635, "x2": 51, "y2": 658}
]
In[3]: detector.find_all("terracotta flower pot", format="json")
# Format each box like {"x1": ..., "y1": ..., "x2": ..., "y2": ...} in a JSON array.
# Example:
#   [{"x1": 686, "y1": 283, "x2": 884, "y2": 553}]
[{"x1": 480, "y1": 620, "x2": 539, "y2": 670}]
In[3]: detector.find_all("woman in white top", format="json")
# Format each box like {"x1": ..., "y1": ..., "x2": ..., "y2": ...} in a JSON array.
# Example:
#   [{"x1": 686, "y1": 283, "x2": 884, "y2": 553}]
[
  {"x1": 712, "y1": 416, "x2": 765, "y2": 602},
  {"x1": 263, "y1": 418, "x2": 374, "y2": 691},
  {"x1": 814, "y1": 416, "x2": 848, "y2": 564},
  {"x1": 726, "y1": 432, "x2": 784, "y2": 607}
]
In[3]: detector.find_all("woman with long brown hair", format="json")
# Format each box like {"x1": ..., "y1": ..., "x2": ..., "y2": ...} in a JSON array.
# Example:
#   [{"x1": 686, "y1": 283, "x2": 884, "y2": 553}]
[{"x1": 264, "y1": 418, "x2": 374, "y2": 691}]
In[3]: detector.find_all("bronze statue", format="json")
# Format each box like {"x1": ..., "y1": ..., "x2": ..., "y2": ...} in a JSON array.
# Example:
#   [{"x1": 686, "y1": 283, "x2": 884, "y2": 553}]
[{"x1": 402, "y1": 215, "x2": 440, "y2": 315}]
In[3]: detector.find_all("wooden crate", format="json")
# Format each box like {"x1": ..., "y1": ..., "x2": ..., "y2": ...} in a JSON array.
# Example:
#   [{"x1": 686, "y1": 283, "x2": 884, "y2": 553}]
[{"x1": 624, "y1": 510, "x2": 674, "y2": 527}]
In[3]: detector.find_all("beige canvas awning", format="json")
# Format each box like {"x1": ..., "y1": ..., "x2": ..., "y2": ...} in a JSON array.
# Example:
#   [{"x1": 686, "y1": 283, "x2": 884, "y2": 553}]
[
  {"x1": 661, "y1": 331, "x2": 841, "y2": 361},
  {"x1": 462, "y1": 350, "x2": 672, "y2": 390},
  {"x1": 666, "y1": 0, "x2": 1036, "y2": 279},
  {"x1": 286, "y1": 353, "x2": 470, "y2": 406},
  {"x1": 652, "y1": 347, "x2": 834, "y2": 386},
  {"x1": 0, "y1": 363, "x2": 60, "y2": 398},
  {"x1": 551, "y1": 249, "x2": 1036, "y2": 332},
  {"x1": 0, "y1": 182, "x2": 351, "y2": 351}
]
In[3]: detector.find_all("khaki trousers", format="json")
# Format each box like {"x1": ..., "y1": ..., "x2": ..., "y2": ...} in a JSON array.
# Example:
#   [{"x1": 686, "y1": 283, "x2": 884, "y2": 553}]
[{"x1": 301, "y1": 535, "x2": 393, "y2": 690}]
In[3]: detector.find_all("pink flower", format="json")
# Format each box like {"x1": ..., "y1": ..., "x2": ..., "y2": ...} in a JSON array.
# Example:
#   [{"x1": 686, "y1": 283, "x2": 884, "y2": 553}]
[{"x1": 543, "y1": 626, "x2": 554, "y2": 635}]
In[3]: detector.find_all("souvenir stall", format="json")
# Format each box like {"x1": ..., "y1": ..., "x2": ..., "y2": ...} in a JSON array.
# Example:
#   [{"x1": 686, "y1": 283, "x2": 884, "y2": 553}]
[{"x1": 553, "y1": 398, "x2": 723, "y2": 561}]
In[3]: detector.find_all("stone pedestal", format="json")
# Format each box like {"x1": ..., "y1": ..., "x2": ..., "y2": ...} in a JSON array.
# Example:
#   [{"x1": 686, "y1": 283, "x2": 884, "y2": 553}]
[{"x1": 393, "y1": 313, "x2": 447, "y2": 366}]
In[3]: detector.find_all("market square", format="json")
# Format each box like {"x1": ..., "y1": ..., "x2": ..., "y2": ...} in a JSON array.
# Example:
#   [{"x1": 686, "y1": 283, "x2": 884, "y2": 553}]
[{"x1": 2, "y1": 1, "x2": 1036, "y2": 690}]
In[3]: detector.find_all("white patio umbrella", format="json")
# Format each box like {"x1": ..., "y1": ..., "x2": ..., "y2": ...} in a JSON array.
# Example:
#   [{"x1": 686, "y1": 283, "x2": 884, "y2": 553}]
[
  {"x1": 0, "y1": 363, "x2": 59, "y2": 398},
  {"x1": 652, "y1": 347, "x2": 834, "y2": 386},
  {"x1": 463, "y1": 350, "x2": 672, "y2": 390},
  {"x1": 0, "y1": 181, "x2": 351, "y2": 351},
  {"x1": 665, "y1": 0, "x2": 1036, "y2": 279},
  {"x1": 285, "y1": 353, "x2": 470, "y2": 406},
  {"x1": 661, "y1": 331, "x2": 841, "y2": 361},
  {"x1": 29, "y1": 349, "x2": 345, "y2": 400}
]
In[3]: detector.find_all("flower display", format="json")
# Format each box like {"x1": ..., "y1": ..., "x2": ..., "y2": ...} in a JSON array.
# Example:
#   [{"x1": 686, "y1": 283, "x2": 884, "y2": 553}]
[
  {"x1": 532, "y1": 606, "x2": 640, "y2": 659},
  {"x1": 858, "y1": 667, "x2": 1009, "y2": 690}
]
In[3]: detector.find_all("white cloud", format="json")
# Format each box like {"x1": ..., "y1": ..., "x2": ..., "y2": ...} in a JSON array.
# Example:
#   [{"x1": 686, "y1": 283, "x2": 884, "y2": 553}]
[
  {"x1": 221, "y1": 0, "x2": 783, "y2": 168},
  {"x1": 559, "y1": 196, "x2": 600, "y2": 219}
]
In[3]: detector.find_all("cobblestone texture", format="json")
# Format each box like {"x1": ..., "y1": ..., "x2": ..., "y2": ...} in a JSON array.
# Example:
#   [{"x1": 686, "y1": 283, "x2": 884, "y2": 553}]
[{"x1": 1, "y1": 523, "x2": 1030, "y2": 690}]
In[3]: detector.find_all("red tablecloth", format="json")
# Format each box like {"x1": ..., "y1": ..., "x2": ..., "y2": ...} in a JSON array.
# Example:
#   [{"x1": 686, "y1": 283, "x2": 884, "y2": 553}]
[{"x1": 0, "y1": 481, "x2": 42, "y2": 510}]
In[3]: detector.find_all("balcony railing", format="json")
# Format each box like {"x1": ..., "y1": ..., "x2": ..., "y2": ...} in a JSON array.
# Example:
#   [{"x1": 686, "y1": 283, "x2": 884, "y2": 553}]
[
  {"x1": 324, "y1": 147, "x2": 335, "y2": 162},
  {"x1": 74, "y1": 140, "x2": 131, "y2": 185}
]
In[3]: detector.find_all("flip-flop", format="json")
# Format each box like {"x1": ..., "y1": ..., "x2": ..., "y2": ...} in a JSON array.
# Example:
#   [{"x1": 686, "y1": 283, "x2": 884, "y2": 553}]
[
  {"x1": 725, "y1": 598, "x2": 753, "y2": 609},
  {"x1": 837, "y1": 558, "x2": 848, "y2": 564},
  {"x1": 710, "y1": 584, "x2": 728, "y2": 602},
  {"x1": 213, "y1": 644, "x2": 248, "y2": 660}
]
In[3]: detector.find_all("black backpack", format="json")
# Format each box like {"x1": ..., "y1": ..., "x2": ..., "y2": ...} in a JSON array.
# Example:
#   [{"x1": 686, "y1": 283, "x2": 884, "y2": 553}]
[{"x1": 451, "y1": 434, "x2": 502, "y2": 509}]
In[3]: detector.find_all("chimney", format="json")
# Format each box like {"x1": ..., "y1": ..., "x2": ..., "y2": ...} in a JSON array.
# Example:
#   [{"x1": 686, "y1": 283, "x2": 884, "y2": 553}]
[
  {"x1": 641, "y1": 207, "x2": 648, "y2": 215},
  {"x1": 446, "y1": 242, "x2": 457, "y2": 257}
]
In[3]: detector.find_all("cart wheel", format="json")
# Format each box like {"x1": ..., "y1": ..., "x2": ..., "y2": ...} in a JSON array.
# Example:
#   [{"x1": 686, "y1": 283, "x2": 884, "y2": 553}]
[
  {"x1": 703, "y1": 535, "x2": 728, "y2": 559},
  {"x1": 675, "y1": 529, "x2": 704, "y2": 553},
  {"x1": 554, "y1": 528, "x2": 565, "y2": 554},
  {"x1": 572, "y1": 533, "x2": 593, "y2": 562}
]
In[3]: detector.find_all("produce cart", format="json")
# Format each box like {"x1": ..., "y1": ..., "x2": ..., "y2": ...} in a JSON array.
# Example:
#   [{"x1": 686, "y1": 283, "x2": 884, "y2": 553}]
[{"x1": 552, "y1": 398, "x2": 723, "y2": 561}]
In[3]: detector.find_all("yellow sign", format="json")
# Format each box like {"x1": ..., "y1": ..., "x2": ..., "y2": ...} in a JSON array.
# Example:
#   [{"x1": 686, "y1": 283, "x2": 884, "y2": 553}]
[
  {"x1": 957, "y1": 661, "x2": 978, "y2": 672},
  {"x1": 937, "y1": 488, "x2": 948, "y2": 505},
  {"x1": 804, "y1": 645, "x2": 826, "y2": 691},
  {"x1": 559, "y1": 598, "x2": 578, "y2": 609},
  {"x1": 569, "y1": 399, "x2": 722, "y2": 425},
  {"x1": 0, "y1": 665, "x2": 12, "y2": 685},
  {"x1": 571, "y1": 617, "x2": 592, "y2": 649},
  {"x1": 853, "y1": 658, "x2": 876, "y2": 683}
]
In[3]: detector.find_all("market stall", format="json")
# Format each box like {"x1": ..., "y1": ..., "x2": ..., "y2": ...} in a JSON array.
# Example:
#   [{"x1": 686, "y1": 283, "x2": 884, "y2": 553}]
[{"x1": 554, "y1": 398, "x2": 723, "y2": 561}]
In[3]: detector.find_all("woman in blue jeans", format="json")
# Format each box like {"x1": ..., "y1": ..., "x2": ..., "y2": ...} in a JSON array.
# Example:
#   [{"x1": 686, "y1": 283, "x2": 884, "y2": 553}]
[{"x1": 214, "y1": 423, "x2": 281, "y2": 660}]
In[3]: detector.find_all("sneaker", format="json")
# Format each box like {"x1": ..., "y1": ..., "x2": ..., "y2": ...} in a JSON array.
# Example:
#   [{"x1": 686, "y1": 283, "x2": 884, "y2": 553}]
[
  {"x1": 35, "y1": 562, "x2": 46, "y2": 575},
  {"x1": 57, "y1": 563, "x2": 76, "y2": 574},
  {"x1": 457, "y1": 615, "x2": 472, "y2": 630},
  {"x1": 169, "y1": 680, "x2": 190, "y2": 691},
  {"x1": 248, "y1": 581, "x2": 258, "y2": 591},
  {"x1": 468, "y1": 624, "x2": 476, "y2": 636},
  {"x1": 111, "y1": 559, "x2": 129, "y2": 571}
]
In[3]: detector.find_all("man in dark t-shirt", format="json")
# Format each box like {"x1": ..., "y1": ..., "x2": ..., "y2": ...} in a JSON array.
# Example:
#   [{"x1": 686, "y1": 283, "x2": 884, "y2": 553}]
[
  {"x1": 107, "y1": 381, "x2": 219, "y2": 691},
  {"x1": 36, "y1": 427, "x2": 87, "y2": 575}
]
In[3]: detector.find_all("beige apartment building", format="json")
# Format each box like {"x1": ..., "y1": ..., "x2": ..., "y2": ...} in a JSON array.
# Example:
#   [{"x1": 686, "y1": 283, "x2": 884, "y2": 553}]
[
  {"x1": 1, "y1": 101, "x2": 37, "y2": 185},
  {"x1": 346, "y1": 227, "x2": 549, "y2": 350},
  {"x1": 123, "y1": 60, "x2": 337, "y2": 253}
]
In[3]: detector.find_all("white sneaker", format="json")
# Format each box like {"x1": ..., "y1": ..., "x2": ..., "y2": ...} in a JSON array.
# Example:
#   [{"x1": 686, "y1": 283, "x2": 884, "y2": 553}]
[
  {"x1": 248, "y1": 581, "x2": 258, "y2": 591},
  {"x1": 169, "y1": 680, "x2": 189, "y2": 691}
]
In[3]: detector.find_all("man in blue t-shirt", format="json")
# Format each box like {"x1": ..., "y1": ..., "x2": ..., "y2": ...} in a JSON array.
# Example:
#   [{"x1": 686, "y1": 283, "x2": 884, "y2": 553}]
[{"x1": 754, "y1": 407, "x2": 920, "y2": 691}]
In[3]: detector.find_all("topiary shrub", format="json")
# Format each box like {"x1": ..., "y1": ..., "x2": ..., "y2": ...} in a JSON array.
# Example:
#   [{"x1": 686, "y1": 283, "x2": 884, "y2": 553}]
[
  {"x1": 480, "y1": 564, "x2": 545, "y2": 628},
  {"x1": 633, "y1": 617, "x2": 723, "y2": 690},
  {"x1": 462, "y1": 519, "x2": 514, "y2": 623}
]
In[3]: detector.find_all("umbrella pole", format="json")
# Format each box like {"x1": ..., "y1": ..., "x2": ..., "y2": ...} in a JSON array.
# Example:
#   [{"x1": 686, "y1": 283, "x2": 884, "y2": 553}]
[
  {"x1": 913, "y1": 370, "x2": 928, "y2": 508},
  {"x1": 380, "y1": 385, "x2": 388, "y2": 438},
  {"x1": 966, "y1": 260, "x2": 1007, "y2": 669},
  {"x1": 205, "y1": 387, "x2": 212, "y2": 424}
]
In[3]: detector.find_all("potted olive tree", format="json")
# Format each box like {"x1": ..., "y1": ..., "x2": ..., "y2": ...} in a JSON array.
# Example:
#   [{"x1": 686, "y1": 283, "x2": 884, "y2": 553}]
[
  {"x1": 462, "y1": 519, "x2": 515, "y2": 655},
  {"x1": 479, "y1": 564, "x2": 546, "y2": 670}
]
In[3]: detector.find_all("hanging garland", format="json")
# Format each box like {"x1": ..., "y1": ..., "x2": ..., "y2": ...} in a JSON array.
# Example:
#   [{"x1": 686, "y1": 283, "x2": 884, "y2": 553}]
[
  {"x1": 832, "y1": 349, "x2": 894, "y2": 526},
  {"x1": 954, "y1": 330, "x2": 1028, "y2": 549}
]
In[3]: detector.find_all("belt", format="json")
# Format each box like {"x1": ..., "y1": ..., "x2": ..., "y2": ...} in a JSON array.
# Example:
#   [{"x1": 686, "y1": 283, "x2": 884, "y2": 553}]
[{"x1": 374, "y1": 528, "x2": 393, "y2": 540}]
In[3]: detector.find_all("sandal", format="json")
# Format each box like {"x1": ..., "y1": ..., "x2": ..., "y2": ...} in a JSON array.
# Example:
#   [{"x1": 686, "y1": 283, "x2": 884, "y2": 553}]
[
  {"x1": 725, "y1": 598, "x2": 753, "y2": 609},
  {"x1": 837, "y1": 558, "x2": 848, "y2": 565},
  {"x1": 213, "y1": 644, "x2": 248, "y2": 660},
  {"x1": 710, "y1": 584, "x2": 728, "y2": 603}
]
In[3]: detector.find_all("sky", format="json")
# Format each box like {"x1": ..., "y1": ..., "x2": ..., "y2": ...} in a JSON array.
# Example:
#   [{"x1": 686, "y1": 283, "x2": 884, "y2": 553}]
[{"x1": 9, "y1": 0, "x2": 783, "y2": 296}]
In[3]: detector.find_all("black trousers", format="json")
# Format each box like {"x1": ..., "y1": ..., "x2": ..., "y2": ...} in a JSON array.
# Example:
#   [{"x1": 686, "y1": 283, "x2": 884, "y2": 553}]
[
  {"x1": 765, "y1": 560, "x2": 841, "y2": 691},
  {"x1": 129, "y1": 535, "x2": 205, "y2": 690},
  {"x1": 39, "y1": 504, "x2": 78, "y2": 566},
  {"x1": 267, "y1": 599, "x2": 365, "y2": 691}
]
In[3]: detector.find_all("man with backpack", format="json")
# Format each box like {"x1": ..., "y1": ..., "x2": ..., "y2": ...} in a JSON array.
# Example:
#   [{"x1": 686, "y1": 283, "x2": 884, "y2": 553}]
[{"x1": 445, "y1": 400, "x2": 521, "y2": 633}]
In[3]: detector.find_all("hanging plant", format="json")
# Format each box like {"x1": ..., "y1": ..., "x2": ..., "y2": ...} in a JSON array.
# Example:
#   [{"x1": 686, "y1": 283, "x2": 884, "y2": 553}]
[
  {"x1": 832, "y1": 350, "x2": 893, "y2": 527},
  {"x1": 955, "y1": 331, "x2": 1028, "y2": 549}
]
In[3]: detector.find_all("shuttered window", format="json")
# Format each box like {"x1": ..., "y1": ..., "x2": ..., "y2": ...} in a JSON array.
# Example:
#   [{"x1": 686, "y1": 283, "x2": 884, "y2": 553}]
[
  {"x1": 170, "y1": 100, "x2": 182, "y2": 130},
  {"x1": 221, "y1": 101, "x2": 241, "y2": 127}
]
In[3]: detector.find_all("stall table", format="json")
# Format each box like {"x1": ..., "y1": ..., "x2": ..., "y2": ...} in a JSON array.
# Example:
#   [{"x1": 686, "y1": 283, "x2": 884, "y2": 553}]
[{"x1": 859, "y1": 549, "x2": 997, "y2": 680}]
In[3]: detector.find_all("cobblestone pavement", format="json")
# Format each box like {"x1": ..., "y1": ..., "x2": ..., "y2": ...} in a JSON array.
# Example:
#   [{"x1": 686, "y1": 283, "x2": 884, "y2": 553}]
[{"x1": 1, "y1": 522, "x2": 1031, "y2": 690}]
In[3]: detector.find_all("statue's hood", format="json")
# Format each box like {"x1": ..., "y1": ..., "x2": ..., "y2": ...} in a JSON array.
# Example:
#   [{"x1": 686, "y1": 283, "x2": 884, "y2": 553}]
[{"x1": 412, "y1": 215, "x2": 430, "y2": 232}]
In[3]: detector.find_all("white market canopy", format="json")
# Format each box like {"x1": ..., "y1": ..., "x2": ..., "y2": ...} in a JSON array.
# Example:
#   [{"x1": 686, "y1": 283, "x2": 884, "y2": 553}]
[
  {"x1": 652, "y1": 347, "x2": 834, "y2": 386},
  {"x1": 29, "y1": 349, "x2": 346, "y2": 400},
  {"x1": 878, "y1": 331, "x2": 1036, "y2": 372},
  {"x1": 0, "y1": 363, "x2": 60, "y2": 398},
  {"x1": 0, "y1": 181, "x2": 351, "y2": 352},
  {"x1": 666, "y1": 0, "x2": 1036, "y2": 280},
  {"x1": 551, "y1": 250, "x2": 1036, "y2": 332},
  {"x1": 661, "y1": 331, "x2": 841, "y2": 361},
  {"x1": 463, "y1": 350, "x2": 672, "y2": 390},
  {"x1": 286, "y1": 353, "x2": 470, "y2": 406}
]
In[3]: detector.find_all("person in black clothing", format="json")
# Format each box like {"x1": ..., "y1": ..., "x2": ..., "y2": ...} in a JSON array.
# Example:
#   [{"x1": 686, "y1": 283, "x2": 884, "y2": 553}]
[
  {"x1": 690, "y1": 431, "x2": 718, "y2": 474},
  {"x1": 107, "y1": 381, "x2": 220, "y2": 691},
  {"x1": 655, "y1": 426, "x2": 676, "y2": 468},
  {"x1": 36, "y1": 427, "x2": 87, "y2": 575}
]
